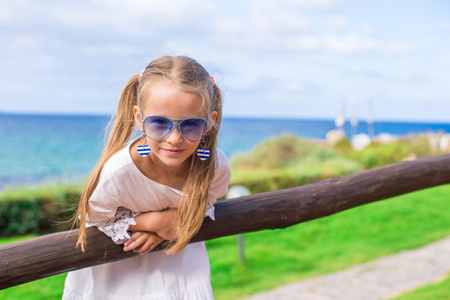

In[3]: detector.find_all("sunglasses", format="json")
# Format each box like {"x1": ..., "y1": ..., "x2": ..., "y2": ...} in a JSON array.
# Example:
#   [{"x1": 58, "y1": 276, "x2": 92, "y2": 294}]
[{"x1": 141, "y1": 115, "x2": 209, "y2": 142}]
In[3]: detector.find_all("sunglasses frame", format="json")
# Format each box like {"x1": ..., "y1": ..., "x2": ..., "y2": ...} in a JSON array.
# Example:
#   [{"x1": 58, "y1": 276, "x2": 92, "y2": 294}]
[{"x1": 140, "y1": 112, "x2": 209, "y2": 142}]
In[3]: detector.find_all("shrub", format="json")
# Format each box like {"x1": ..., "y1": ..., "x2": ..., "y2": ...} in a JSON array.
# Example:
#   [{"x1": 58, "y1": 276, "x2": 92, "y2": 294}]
[
  {"x1": 229, "y1": 133, "x2": 439, "y2": 194},
  {"x1": 229, "y1": 134, "x2": 362, "y2": 194},
  {"x1": 350, "y1": 135, "x2": 436, "y2": 169},
  {"x1": 0, "y1": 185, "x2": 80, "y2": 236}
]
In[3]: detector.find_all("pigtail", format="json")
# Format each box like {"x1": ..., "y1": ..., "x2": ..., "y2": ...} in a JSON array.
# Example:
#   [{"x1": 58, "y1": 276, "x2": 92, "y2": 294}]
[{"x1": 74, "y1": 75, "x2": 140, "y2": 252}]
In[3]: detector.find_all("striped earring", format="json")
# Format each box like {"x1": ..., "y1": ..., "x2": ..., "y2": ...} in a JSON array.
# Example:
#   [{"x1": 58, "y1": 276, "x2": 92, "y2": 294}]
[
  {"x1": 197, "y1": 148, "x2": 210, "y2": 160},
  {"x1": 137, "y1": 135, "x2": 151, "y2": 157},
  {"x1": 197, "y1": 140, "x2": 210, "y2": 161}
]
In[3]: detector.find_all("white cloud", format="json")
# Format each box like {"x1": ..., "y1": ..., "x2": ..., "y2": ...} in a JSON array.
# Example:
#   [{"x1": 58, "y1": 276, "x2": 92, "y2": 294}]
[
  {"x1": 1, "y1": 0, "x2": 449, "y2": 122},
  {"x1": 281, "y1": 81, "x2": 307, "y2": 92},
  {"x1": 283, "y1": 35, "x2": 321, "y2": 51},
  {"x1": 386, "y1": 42, "x2": 416, "y2": 53},
  {"x1": 386, "y1": 85, "x2": 450, "y2": 103},
  {"x1": 10, "y1": 35, "x2": 41, "y2": 51},
  {"x1": 324, "y1": 33, "x2": 380, "y2": 54},
  {"x1": 2, "y1": 0, "x2": 217, "y2": 39},
  {"x1": 320, "y1": 14, "x2": 349, "y2": 31},
  {"x1": 405, "y1": 89, "x2": 450, "y2": 101},
  {"x1": 78, "y1": 44, "x2": 141, "y2": 56},
  {"x1": 281, "y1": 0, "x2": 342, "y2": 10},
  {"x1": 249, "y1": 3, "x2": 313, "y2": 33}
]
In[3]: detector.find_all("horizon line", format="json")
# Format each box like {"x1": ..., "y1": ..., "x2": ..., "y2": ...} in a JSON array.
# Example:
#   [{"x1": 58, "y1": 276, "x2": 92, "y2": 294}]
[{"x1": 1, "y1": 111, "x2": 450, "y2": 125}]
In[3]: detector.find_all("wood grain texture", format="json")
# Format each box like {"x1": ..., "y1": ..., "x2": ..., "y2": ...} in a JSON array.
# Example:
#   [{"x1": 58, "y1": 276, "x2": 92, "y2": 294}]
[{"x1": 1, "y1": 154, "x2": 449, "y2": 289}]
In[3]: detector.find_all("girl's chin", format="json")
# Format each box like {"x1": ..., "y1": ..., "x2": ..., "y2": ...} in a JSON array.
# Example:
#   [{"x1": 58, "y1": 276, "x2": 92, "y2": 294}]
[{"x1": 159, "y1": 155, "x2": 190, "y2": 167}]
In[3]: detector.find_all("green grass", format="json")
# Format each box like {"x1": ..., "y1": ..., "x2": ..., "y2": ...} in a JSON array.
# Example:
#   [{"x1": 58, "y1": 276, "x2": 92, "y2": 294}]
[
  {"x1": 389, "y1": 273, "x2": 450, "y2": 300},
  {"x1": 0, "y1": 275, "x2": 66, "y2": 300},
  {"x1": 1, "y1": 185, "x2": 449, "y2": 299},
  {"x1": 207, "y1": 184, "x2": 450, "y2": 299}
]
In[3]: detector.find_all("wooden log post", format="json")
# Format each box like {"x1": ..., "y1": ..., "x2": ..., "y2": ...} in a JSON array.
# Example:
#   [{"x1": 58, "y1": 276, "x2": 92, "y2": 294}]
[{"x1": 1, "y1": 154, "x2": 450, "y2": 289}]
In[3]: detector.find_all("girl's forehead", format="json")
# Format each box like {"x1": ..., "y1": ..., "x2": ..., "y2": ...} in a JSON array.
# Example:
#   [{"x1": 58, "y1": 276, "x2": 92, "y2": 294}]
[{"x1": 141, "y1": 83, "x2": 207, "y2": 118}]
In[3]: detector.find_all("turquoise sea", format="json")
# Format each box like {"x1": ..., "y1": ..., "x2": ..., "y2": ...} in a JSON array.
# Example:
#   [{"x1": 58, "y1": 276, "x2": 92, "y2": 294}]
[{"x1": 1, "y1": 113, "x2": 450, "y2": 190}]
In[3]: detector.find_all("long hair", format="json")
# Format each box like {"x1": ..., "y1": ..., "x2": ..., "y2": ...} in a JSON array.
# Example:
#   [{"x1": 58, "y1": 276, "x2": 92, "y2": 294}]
[{"x1": 74, "y1": 56, "x2": 222, "y2": 253}]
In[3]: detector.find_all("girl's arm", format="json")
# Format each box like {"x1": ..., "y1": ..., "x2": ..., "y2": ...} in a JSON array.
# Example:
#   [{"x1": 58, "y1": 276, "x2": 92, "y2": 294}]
[
  {"x1": 128, "y1": 208, "x2": 178, "y2": 241},
  {"x1": 96, "y1": 207, "x2": 177, "y2": 248},
  {"x1": 124, "y1": 209, "x2": 177, "y2": 255}
]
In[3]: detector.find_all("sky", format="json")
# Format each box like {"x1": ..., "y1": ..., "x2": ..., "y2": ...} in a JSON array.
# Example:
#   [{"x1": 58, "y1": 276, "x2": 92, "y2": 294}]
[{"x1": 1, "y1": 0, "x2": 449, "y2": 122}]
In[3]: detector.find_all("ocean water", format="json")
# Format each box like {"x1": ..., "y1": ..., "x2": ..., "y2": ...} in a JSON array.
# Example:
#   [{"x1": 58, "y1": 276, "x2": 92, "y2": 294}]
[{"x1": 1, "y1": 113, "x2": 450, "y2": 190}]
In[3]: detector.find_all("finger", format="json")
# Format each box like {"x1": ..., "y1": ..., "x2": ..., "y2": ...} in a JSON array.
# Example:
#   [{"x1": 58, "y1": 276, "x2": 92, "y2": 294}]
[
  {"x1": 136, "y1": 240, "x2": 159, "y2": 255},
  {"x1": 124, "y1": 233, "x2": 147, "y2": 252},
  {"x1": 134, "y1": 235, "x2": 158, "y2": 254},
  {"x1": 135, "y1": 235, "x2": 164, "y2": 255},
  {"x1": 124, "y1": 232, "x2": 142, "y2": 247},
  {"x1": 134, "y1": 241, "x2": 154, "y2": 255}
]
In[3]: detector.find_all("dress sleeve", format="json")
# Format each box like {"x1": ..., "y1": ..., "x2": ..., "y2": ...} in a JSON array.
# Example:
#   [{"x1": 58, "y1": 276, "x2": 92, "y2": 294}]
[
  {"x1": 86, "y1": 169, "x2": 121, "y2": 227},
  {"x1": 206, "y1": 149, "x2": 232, "y2": 220},
  {"x1": 87, "y1": 170, "x2": 142, "y2": 244}
]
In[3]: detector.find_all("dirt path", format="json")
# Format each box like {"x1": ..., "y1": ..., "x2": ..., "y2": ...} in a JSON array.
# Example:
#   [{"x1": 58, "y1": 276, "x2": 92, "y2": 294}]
[{"x1": 243, "y1": 235, "x2": 450, "y2": 300}]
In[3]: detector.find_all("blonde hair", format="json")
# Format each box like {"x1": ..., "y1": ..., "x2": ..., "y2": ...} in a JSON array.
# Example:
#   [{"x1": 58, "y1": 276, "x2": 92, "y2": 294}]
[{"x1": 74, "y1": 56, "x2": 223, "y2": 254}]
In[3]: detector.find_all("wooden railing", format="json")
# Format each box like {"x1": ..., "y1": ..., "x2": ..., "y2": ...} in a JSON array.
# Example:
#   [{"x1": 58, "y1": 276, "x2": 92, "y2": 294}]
[{"x1": 1, "y1": 154, "x2": 450, "y2": 289}]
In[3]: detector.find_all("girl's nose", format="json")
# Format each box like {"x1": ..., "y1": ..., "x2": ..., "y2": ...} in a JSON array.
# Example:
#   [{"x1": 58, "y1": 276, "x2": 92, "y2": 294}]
[{"x1": 165, "y1": 124, "x2": 184, "y2": 144}]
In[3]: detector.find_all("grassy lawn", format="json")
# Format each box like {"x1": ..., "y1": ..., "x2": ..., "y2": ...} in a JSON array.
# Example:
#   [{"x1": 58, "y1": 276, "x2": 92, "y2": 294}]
[
  {"x1": 207, "y1": 184, "x2": 450, "y2": 299},
  {"x1": 1, "y1": 185, "x2": 449, "y2": 299}
]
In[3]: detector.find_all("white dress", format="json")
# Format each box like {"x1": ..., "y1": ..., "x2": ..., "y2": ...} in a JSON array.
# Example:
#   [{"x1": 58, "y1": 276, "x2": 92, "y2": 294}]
[{"x1": 62, "y1": 144, "x2": 231, "y2": 300}]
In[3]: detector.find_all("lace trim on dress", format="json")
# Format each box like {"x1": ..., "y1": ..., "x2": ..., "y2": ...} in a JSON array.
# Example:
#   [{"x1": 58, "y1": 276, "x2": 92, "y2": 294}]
[
  {"x1": 205, "y1": 204, "x2": 215, "y2": 221},
  {"x1": 97, "y1": 207, "x2": 140, "y2": 244}
]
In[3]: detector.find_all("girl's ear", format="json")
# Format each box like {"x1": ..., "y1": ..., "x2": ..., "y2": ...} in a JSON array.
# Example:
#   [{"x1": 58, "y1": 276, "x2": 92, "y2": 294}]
[
  {"x1": 207, "y1": 111, "x2": 218, "y2": 132},
  {"x1": 133, "y1": 105, "x2": 144, "y2": 132}
]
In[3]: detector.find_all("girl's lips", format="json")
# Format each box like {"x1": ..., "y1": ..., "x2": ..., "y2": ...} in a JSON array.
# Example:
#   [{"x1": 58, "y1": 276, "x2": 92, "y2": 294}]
[{"x1": 162, "y1": 148, "x2": 184, "y2": 156}]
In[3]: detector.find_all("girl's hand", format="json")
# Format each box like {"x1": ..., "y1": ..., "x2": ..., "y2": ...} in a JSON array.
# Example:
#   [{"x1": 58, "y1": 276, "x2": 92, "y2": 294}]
[
  {"x1": 123, "y1": 231, "x2": 164, "y2": 255},
  {"x1": 129, "y1": 209, "x2": 178, "y2": 241}
]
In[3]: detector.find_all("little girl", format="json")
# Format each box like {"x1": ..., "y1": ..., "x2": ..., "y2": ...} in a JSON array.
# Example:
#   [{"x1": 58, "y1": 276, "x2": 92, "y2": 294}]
[{"x1": 63, "y1": 56, "x2": 231, "y2": 299}]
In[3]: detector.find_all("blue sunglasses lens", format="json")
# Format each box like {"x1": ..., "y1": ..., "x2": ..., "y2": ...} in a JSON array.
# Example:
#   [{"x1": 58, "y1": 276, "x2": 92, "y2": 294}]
[
  {"x1": 143, "y1": 116, "x2": 207, "y2": 141},
  {"x1": 144, "y1": 116, "x2": 172, "y2": 139}
]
